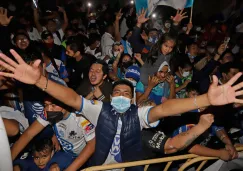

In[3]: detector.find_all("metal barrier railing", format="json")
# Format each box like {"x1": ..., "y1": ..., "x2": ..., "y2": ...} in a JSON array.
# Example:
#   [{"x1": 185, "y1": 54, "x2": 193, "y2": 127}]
[
  {"x1": 179, "y1": 146, "x2": 243, "y2": 171},
  {"x1": 82, "y1": 146, "x2": 243, "y2": 171}
]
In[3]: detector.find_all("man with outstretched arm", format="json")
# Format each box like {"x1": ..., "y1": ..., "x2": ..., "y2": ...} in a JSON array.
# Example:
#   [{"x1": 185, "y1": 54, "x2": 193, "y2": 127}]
[{"x1": 0, "y1": 50, "x2": 243, "y2": 170}]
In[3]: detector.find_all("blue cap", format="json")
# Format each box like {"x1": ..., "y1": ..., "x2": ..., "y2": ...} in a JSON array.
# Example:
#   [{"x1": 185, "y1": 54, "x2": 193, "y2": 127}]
[{"x1": 125, "y1": 65, "x2": 140, "y2": 82}]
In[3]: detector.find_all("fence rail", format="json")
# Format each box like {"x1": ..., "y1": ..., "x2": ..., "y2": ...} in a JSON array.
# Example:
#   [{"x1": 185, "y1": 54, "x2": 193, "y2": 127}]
[{"x1": 82, "y1": 146, "x2": 243, "y2": 171}]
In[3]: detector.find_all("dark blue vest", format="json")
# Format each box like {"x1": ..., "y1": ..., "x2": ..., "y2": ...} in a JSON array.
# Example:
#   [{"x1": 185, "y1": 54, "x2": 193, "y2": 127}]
[{"x1": 91, "y1": 103, "x2": 143, "y2": 170}]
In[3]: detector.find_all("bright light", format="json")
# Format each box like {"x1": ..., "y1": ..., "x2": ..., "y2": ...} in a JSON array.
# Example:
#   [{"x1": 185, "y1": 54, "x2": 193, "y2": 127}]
[
  {"x1": 152, "y1": 13, "x2": 156, "y2": 18},
  {"x1": 130, "y1": 0, "x2": 134, "y2": 4},
  {"x1": 87, "y1": 2, "x2": 92, "y2": 7}
]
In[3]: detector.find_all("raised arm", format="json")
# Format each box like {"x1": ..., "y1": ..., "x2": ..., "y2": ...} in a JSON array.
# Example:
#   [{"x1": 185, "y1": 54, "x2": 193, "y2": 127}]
[
  {"x1": 137, "y1": 76, "x2": 159, "y2": 104},
  {"x1": 0, "y1": 50, "x2": 82, "y2": 111},
  {"x1": 33, "y1": 8, "x2": 43, "y2": 33},
  {"x1": 148, "y1": 72, "x2": 243, "y2": 123},
  {"x1": 11, "y1": 120, "x2": 44, "y2": 160},
  {"x1": 58, "y1": 6, "x2": 68, "y2": 32},
  {"x1": 164, "y1": 114, "x2": 214, "y2": 154},
  {"x1": 65, "y1": 138, "x2": 95, "y2": 171},
  {"x1": 114, "y1": 9, "x2": 122, "y2": 42}
]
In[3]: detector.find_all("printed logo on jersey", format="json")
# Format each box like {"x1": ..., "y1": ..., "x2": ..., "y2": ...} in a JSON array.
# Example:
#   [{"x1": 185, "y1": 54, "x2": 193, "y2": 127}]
[
  {"x1": 109, "y1": 119, "x2": 122, "y2": 162},
  {"x1": 81, "y1": 119, "x2": 89, "y2": 127},
  {"x1": 68, "y1": 131, "x2": 80, "y2": 139},
  {"x1": 32, "y1": 103, "x2": 45, "y2": 119},
  {"x1": 90, "y1": 100, "x2": 98, "y2": 105},
  {"x1": 84, "y1": 123, "x2": 95, "y2": 135},
  {"x1": 56, "y1": 123, "x2": 67, "y2": 137},
  {"x1": 57, "y1": 136, "x2": 74, "y2": 152}
]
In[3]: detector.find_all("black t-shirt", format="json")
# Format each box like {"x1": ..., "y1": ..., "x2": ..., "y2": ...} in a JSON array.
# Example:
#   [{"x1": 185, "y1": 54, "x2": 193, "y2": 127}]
[
  {"x1": 48, "y1": 44, "x2": 63, "y2": 60},
  {"x1": 16, "y1": 81, "x2": 45, "y2": 102},
  {"x1": 142, "y1": 128, "x2": 169, "y2": 157},
  {"x1": 76, "y1": 79, "x2": 112, "y2": 103},
  {"x1": 67, "y1": 54, "x2": 96, "y2": 89}
]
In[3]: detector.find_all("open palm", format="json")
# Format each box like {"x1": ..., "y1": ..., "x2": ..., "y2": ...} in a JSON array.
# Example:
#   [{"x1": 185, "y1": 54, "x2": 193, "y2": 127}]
[
  {"x1": 208, "y1": 74, "x2": 243, "y2": 106},
  {"x1": 0, "y1": 50, "x2": 41, "y2": 85},
  {"x1": 137, "y1": 8, "x2": 149, "y2": 24},
  {"x1": 0, "y1": 8, "x2": 13, "y2": 26},
  {"x1": 171, "y1": 9, "x2": 188, "y2": 24}
]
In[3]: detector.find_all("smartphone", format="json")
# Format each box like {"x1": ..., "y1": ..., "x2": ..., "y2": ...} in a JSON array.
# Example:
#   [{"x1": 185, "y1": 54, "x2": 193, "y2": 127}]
[{"x1": 224, "y1": 37, "x2": 230, "y2": 49}]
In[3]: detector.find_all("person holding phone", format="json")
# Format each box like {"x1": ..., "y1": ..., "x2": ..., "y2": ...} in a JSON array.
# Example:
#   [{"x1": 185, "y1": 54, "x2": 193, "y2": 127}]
[{"x1": 136, "y1": 61, "x2": 175, "y2": 105}]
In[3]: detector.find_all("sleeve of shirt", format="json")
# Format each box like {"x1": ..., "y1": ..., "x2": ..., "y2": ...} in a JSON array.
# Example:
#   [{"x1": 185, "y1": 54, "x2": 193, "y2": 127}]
[
  {"x1": 78, "y1": 96, "x2": 103, "y2": 126},
  {"x1": 138, "y1": 106, "x2": 160, "y2": 129},
  {"x1": 59, "y1": 61, "x2": 69, "y2": 79},
  {"x1": 37, "y1": 115, "x2": 50, "y2": 127},
  {"x1": 136, "y1": 81, "x2": 145, "y2": 93},
  {"x1": 58, "y1": 29, "x2": 65, "y2": 39},
  {"x1": 80, "y1": 117, "x2": 95, "y2": 142},
  {"x1": 47, "y1": 151, "x2": 73, "y2": 170}
]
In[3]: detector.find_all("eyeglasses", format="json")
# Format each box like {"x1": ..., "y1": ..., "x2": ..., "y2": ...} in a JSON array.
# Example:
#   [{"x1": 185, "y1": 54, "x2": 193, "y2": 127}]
[{"x1": 17, "y1": 38, "x2": 28, "y2": 43}]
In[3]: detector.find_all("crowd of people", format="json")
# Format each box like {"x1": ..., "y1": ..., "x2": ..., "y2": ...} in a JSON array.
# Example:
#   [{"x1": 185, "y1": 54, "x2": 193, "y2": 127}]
[{"x1": 0, "y1": 0, "x2": 243, "y2": 170}]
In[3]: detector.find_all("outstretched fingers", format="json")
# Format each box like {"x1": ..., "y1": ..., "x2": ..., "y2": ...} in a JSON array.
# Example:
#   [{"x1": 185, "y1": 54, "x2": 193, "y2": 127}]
[
  {"x1": 234, "y1": 99, "x2": 243, "y2": 104},
  {"x1": 0, "y1": 53, "x2": 18, "y2": 68},
  {"x1": 228, "y1": 72, "x2": 242, "y2": 86},
  {"x1": 0, "y1": 72, "x2": 14, "y2": 78},
  {"x1": 235, "y1": 90, "x2": 243, "y2": 97},
  {"x1": 10, "y1": 49, "x2": 26, "y2": 65},
  {"x1": 0, "y1": 59, "x2": 15, "y2": 72}
]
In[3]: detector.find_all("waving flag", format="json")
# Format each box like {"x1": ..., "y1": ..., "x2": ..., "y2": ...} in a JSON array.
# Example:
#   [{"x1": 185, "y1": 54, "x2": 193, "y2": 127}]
[{"x1": 135, "y1": 0, "x2": 194, "y2": 16}]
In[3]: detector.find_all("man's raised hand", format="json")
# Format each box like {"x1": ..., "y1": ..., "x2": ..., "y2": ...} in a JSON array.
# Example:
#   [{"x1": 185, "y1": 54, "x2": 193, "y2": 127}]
[{"x1": 0, "y1": 50, "x2": 42, "y2": 85}]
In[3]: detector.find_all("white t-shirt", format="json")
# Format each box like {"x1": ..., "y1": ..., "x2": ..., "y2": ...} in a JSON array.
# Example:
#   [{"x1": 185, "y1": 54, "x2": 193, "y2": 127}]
[
  {"x1": 79, "y1": 97, "x2": 159, "y2": 165},
  {"x1": 37, "y1": 113, "x2": 95, "y2": 156},
  {"x1": 0, "y1": 106, "x2": 29, "y2": 133},
  {"x1": 27, "y1": 27, "x2": 41, "y2": 41},
  {"x1": 85, "y1": 46, "x2": 103, "y2": 59},
  {"x1": 42, "y1": 27, "x2": 64, "y2": 45},
  {"x1": 45, "y1": 59, "x2": 68, "y2": 79},
  {"x1": 101, "y1": 32, "x2": 114, "y2": 57}
]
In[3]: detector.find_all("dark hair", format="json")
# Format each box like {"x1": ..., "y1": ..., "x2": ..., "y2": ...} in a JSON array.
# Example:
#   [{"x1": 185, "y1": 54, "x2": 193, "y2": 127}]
[
  {"x1": 118, "y1": 54, "x2": 133, "y2": 73},
  {"x1": 35, "y1": 44, "x2": 60, "y2": 77},
  {"x1": 112, "y1": 79, "x2": 134, "y2": 97},
  {"x1": 149, "y1": 28, "x2": 158, "y2": 33},
  {"x1": 186, "y1": 82, "x2": 200, "y2": 94},
  {"x1": 13, "y1": 32, "x2": 30, "y2": 43},
  {"x1": 177, "y1": 58, "x2": 193, "y2": 71},
  {"x1": 66, "y1": 36, "x2": 85, "y2": 54},
  {"x1": 46, "y1": 19, "x2": 56, "y2": 24},
  {"x1": 123, "y1": 29, "x2": 133, "y2": 40},
  {"x1": 41, "y1": 30, "x2": 53, "y2": 40},
  {"x1": 219, "y1": 62, "x2": 239, "y2": 74},
  {"x1": 219, "y1": 49, "x2": 234, "y2": 61},
  {"x1": 32, "y1": 138, "x2": 53, "y2": 154},
  {"x1": 118, "y1": 53, "x2": 132, "y2": 65},
  {"x1": 188, "y1": 42, "x2": 198, "y2": 48},
  {"x1": 88, "y1": 33, "x2": 101, "y2": 46},
  {"x1": 146, "y1": 33, "x2": 177, "y2": 65},
  {"x1": 93, "y1": 59, "x2": 109, "y2": 76}
]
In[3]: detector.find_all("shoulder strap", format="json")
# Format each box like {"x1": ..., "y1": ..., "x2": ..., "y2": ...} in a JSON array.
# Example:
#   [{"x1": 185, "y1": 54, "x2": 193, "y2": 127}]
[
  {"x1": 50, "y1": 58, "x2": 61, "y2": 77},
  {"x1": 55, "y1": 31, "x2": 62, "y2": 42}
]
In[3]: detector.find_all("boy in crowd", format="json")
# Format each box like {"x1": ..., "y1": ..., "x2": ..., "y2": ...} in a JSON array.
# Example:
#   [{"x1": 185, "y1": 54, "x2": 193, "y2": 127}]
[
  {"x1": 10, "y1": 77, "x2": 95, "y2": 171},
  {"x1": 13, "y1": 138, "x2": 73, "y2": 171}
]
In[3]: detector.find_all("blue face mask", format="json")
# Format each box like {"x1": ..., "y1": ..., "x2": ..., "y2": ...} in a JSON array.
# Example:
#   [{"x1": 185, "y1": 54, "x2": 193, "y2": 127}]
[
  {"x1": 111, "y1": 96, "x2": 131, "y2": 113},
  {"x1": 188, "y1": 53, "x2": 196, "y2": 59}
]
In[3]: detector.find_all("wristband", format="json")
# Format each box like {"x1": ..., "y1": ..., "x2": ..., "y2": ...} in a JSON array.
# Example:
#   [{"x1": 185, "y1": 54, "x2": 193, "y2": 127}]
[{"x1": 98, "y1": 94, "x2": 105, "y2": 101}]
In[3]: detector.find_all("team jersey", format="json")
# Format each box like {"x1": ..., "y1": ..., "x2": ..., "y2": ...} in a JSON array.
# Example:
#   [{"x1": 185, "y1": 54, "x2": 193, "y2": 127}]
[{"x1": 37, "y1": 113, "x2": 95, "y2": 156}]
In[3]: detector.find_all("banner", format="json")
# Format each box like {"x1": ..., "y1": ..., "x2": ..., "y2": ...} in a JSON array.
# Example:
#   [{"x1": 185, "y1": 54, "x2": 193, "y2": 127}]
[{"x1": 135, "y1": 0, "x2": 194, "y2": 16}]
